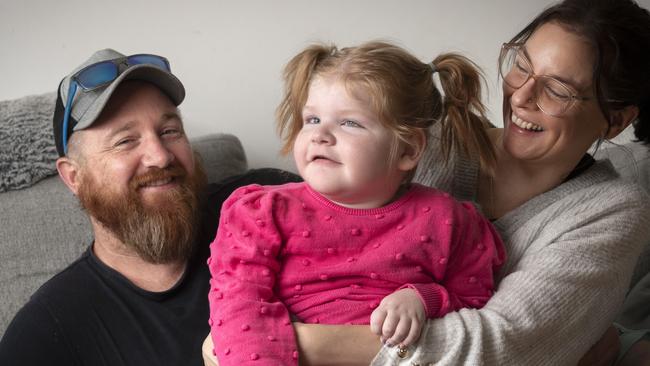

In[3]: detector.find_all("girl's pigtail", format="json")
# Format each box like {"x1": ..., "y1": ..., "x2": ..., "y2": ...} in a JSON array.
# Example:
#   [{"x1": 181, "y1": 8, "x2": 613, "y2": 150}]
[
  {"x1": 432, "y1": 53, "x2": 496, "y2": 175},
  {"x1": 276, "y1": 45, "x2": 336, "y2": 155}
]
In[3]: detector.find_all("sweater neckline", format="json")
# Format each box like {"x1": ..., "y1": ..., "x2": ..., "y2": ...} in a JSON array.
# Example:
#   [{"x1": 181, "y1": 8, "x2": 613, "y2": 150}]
[
  {"x1": 304, "y1": 183, "x2": 421, "y2": 216},
  {"x1": 86, "y1": 246, "x2": 190, "y2": 300},
  {"x1": 491, "y1": 160, "x2": 618, "y2": 234}
]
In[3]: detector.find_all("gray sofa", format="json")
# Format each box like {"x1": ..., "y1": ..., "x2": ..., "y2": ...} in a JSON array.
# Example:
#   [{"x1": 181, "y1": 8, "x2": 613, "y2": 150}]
[{"x1": 0, "y1": 92, "x2": 248, "y2": 336}]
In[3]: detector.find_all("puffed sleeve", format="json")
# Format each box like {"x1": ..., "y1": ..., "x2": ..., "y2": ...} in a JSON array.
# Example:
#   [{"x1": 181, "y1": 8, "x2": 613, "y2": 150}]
[
  {"x1": 208, "y1": 184, "x2": 298, "y2": 365},
  {"x1": 402, "y1": 199, "x2": 505, "y2": 318}
]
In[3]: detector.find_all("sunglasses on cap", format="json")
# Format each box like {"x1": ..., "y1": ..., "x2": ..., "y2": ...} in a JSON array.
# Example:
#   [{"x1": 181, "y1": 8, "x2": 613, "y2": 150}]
[{"x1": 61, "y1": 54, "x2": 171, "y2": 154}]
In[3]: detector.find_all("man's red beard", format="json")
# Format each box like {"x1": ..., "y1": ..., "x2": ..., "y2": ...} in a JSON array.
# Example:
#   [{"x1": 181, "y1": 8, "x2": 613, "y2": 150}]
[{"x1": 77, "y1": 158, "x2": 207, "y2": 264}]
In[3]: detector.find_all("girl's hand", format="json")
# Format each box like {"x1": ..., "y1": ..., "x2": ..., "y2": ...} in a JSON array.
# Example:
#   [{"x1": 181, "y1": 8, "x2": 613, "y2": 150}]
[
  {"x1": 202, "y1": 335, "x2": 220, "y2": 366},
  {"x1": 369, "y1": 288, "x2": 425, "y2": 347}
]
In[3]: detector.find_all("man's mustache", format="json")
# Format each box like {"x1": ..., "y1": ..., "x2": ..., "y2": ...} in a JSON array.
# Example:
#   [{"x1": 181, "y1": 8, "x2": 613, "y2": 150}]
[{"x1": 129, "y1": 165, "x2": 187, "y2": 191}]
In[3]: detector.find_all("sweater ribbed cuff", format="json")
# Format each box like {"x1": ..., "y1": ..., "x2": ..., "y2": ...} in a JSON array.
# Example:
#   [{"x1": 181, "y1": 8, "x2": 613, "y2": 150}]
[{"x1": 400, "y1": 283, "x2": 444, "y2": 318}]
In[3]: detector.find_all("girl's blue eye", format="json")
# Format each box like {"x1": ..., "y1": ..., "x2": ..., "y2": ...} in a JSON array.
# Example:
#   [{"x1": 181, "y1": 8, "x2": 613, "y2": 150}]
[
  {"x1": 341, "y1": 120, "x2": 362, "y2": 128},
  {"x1": 305, "y1": 117, "x2": 320, "y2": 124}
]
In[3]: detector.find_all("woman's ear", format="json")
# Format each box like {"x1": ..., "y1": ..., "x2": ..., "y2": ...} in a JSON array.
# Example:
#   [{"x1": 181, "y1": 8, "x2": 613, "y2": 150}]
[
  {"x1": 56, "y1": 157, "x2": 82, "y2": 196},
  {"x1": 605, "y1": 105, "x2": 639, "y2": 140},
  {"x1": 397, "y1": 130, "x2": 427, "y2": 172}
]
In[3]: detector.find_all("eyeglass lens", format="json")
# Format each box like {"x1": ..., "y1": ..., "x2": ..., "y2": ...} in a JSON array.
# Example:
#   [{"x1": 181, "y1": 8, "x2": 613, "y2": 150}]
[
  {"x1": 127, "y1": 54, "x2": 170, "y2": 71},
  {"x1": 76, "y1": 61, "x2": 118, "y2": 89},
  {"x1": 500, "y1": 47, "x2": 574, "y2": 116},
  {"x1": 75, "y1": 55, "x2": 170, "y2": 90}
]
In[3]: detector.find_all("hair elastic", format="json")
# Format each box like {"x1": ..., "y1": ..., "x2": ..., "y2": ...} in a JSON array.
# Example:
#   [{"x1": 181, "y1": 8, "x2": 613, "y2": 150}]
[{"x1": 428, "y1": 61, "x2": 437, "y2": 74}]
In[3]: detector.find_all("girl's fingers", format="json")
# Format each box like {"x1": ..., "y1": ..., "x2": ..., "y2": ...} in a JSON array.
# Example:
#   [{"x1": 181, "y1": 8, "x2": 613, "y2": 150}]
[
  {"x1": 387, "y1": 317, "x2": 411, "y2": 346},
  {"x1": 401, "y1": 318, "x2": 422, "y2": 347},
  {"x1": 381, "y1": 312, "x2": 400, "y2": 343},
  {"x1": 370, "y1": 308, "x2": 387, "y2": 336}
]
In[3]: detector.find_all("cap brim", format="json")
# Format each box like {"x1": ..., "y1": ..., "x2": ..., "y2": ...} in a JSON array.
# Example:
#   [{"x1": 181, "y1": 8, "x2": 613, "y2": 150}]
[{"x1": 72, "y1": 64, "x2": 185, "y2": 131}]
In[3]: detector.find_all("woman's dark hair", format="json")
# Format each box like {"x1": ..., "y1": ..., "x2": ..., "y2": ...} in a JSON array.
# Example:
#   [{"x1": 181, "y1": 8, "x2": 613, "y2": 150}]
[{"x1": 510, "y1": 0, "x2": 650, "y2": 144}]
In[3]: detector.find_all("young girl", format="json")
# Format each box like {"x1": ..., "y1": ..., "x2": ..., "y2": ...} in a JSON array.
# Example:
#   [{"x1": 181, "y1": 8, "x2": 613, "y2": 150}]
[{"x1": 207, "y1": 41, "x2": 505, "y2": 365}]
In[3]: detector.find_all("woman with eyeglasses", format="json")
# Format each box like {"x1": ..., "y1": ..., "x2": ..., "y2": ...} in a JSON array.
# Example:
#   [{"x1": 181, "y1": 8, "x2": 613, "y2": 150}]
[{"x1": 280, "y1": 0, "x2": 650, "y2": 365}]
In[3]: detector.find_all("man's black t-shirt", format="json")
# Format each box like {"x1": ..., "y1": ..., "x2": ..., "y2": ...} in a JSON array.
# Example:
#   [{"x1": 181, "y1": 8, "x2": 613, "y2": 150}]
[{"x1": 0, "y1": 169, "x2": 300, "y2": 366}]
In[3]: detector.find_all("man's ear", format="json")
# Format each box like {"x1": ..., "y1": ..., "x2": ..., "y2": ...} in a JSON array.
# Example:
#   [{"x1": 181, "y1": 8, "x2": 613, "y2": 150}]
[
  {"x1": 605, "y1": 105, "x2": 639, "y2": 140},
  {"x1": 56, "y1": 157, "x2": 82, "y2": 196},
  {"x1": 397, "y1": 130, "x2": 427, "y2": 172}
]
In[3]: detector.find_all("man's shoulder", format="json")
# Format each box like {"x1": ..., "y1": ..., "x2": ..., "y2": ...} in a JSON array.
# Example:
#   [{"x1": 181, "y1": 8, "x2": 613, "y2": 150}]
[
  {"x1": 195, "y1": 168, "x2": 302, "y2": 248},
  {"x1": 26, "y1": 249, "x2": 99, "y2": 311},
  {"x1": 205, "y1": 168, "x2": 301, "y2": 204},
  {"x1": 0, "y1": 250, "x2": 97, "y2": 364}
]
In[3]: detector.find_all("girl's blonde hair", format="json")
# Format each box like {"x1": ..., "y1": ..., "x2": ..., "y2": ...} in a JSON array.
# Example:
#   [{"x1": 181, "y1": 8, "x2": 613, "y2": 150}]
[{"x1": 277, "y1": 41, "x2": 496, "y2": 176}]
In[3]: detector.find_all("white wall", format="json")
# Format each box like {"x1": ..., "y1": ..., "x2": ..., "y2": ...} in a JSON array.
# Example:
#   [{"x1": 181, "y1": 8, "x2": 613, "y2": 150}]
[{"x1": 2, "y1": 0, "x2": 649, "y2": 171}]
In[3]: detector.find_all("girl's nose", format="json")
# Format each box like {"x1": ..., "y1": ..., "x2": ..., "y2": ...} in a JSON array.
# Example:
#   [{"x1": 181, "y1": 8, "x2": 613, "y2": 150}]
[{"x1": 310, "y1": 124, "x2": 335, "y2": 145}]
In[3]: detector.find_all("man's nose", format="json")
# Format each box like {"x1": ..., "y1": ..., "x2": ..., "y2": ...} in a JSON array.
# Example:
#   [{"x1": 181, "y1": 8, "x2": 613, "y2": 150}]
[{"x1": 141, "y1": 136, "x2": 175, "y2": 168}]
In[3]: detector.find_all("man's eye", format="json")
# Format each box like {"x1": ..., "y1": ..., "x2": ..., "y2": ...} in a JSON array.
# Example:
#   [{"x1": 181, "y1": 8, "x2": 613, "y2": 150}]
[
  {"x1": 162, "y1": 128, "x2": 181, "y2": 136},
  {"x1": 115, "y1": 138, "x2": 135, "y2": 147}
]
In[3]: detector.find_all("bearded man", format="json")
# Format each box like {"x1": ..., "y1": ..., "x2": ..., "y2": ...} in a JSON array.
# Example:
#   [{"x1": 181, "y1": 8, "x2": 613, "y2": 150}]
[{"x1": 0, "y1": 49, "x2": 299, "y2": 366}]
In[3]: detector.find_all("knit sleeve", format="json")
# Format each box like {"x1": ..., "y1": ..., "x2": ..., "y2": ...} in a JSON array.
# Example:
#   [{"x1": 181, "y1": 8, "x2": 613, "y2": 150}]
[
  {"x1": 208, "y1": 184, "x2": 298, "y2": 365},
  {"x1": 402, "y1": 201, "x2": 506, "y2": 318},
  {"x1": 371, "y1": 181, "x2": 650, "y2": 366}
]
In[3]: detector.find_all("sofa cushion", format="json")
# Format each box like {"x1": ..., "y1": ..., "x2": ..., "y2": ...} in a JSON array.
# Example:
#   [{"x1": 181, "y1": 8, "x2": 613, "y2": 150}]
[
  {"x1": 0, "y1": 92, "x2": 58, "y2": 193},
  {"x1": 193, "y1": 133, "x2": 248, "y2": 183},
  {"x1": 0, "y1": 176, "x2": 91, "y2": 335},
  {"x1": 605, "y1": 125, "x2": 650, "y2": 193}
]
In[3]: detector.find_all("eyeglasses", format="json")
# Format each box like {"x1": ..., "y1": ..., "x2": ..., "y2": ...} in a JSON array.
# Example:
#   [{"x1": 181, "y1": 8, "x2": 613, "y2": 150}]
[
  {"x1": 61, "y1": 54, "x2": 171, "y2": 154},
  {"x1": 498, "y1": 43, "x2": 592, "y2": 117}
]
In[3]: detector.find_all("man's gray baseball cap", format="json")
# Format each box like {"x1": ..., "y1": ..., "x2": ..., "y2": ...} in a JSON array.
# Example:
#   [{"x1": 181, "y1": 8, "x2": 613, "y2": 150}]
[{"x1": 53, "y1": 48, "x2": 185, "y2": 156}]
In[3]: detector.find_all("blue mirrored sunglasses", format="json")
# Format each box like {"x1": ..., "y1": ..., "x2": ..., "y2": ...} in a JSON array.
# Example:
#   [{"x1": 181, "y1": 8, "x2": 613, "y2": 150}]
[{"x1": 61, "y1": 54, "x2": 171, "y2": 154}]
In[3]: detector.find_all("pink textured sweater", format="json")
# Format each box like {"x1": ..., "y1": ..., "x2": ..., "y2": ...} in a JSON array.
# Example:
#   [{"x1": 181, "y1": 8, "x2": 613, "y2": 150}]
[{"x1": 208, "y1": 182, "x2": 505, "y2": 365}]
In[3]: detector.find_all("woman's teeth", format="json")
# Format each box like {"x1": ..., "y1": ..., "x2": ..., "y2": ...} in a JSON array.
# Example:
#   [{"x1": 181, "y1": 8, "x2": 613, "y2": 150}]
[{"x1": 512, "y1": 113, "x2": 543, "y2": 131}]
